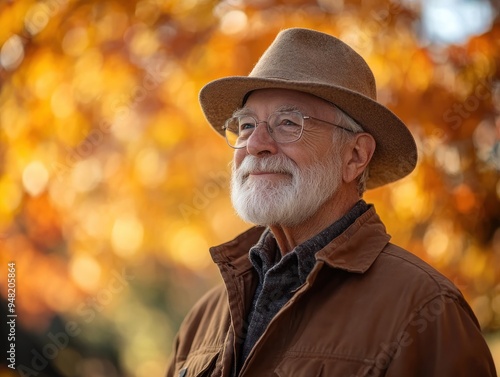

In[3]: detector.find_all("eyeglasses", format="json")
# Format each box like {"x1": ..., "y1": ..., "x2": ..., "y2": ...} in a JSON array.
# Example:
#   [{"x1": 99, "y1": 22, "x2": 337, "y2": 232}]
[{"x1": 222, "y1": 110, "x2": 354, "y2": 149}]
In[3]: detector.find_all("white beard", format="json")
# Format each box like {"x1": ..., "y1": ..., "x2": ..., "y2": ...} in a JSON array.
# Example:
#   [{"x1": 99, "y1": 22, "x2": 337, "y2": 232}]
[{"x1": 230, "y1": 150, "x2": 342, "y2": 227}]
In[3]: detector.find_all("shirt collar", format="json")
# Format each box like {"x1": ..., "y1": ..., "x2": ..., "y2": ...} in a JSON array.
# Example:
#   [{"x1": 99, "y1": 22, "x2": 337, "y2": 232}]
[
  {"x1": 210, "y1": 204, "x2": 390, "y2": 276},
  {"x1": 248, "y1": 200, "x2": 370, "y2": 284}
]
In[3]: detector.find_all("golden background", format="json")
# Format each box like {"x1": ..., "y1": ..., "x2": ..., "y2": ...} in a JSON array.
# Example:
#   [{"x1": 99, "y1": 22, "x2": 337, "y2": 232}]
[{"x1": 0, "y1": 0, "x2": 499, "y2": 376}]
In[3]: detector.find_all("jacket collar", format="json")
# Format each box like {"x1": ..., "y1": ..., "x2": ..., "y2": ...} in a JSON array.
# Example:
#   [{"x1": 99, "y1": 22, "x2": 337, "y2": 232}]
[
  {"x1": 315, "y1": 206, "x2": 391, "y2": 273},
  {"x1": 210, "y1": 226, "x2": 265, "y2": 275},
  {"x1": 209, "y1": 205, "x2": 391, "y2": 276}
]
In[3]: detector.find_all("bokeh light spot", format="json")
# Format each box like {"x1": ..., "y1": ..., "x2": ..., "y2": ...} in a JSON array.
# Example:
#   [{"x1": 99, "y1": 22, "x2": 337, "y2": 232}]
[
  {"x1": 126, "y1": 23, "x2": 160, "y2": 58},
  {"x1": 424, "y1": 222, "x2": 450, "y2": 259},
  {"x1": 62, "y1": 27, "x2": 89, "y2": 56},
  {"x1": 0, "y1": 34, "x2": 25, "y2": 70},
  {"x1": 70, "y1": 254, "x2": 102, "y2": 292},
  {"x1": 422, "y1": 0, "x2": 494, "y2": 45},
  {"x1": 390, "y1": 179, "x2": 426, "y2": 219},
  {"x1": 165, "y1": 227, "x2": 210, "y2": 270},
  {"x1": 22, "y1": 161, "x2": 50, "y2": 197},
  {"x1": 112, "y1": 215, "x2": 144, "y2": 257},
  {"x1": 435, "y1": 145, "x2": 461, "y2": 175},
  {"x1": 220, "y1": 10, "x2": 248, "y2": 35},
  {"x1": 453, "y1": 184, "x2": 477, "y2": 214},
  {"x1": 51, "y1": 84, "x2": 75, "y2": 118},
  {"x1": 135, "y1": 147, "x2": 167, "y2": 188},
  {"x1": 71, "y1": 158, "x2": 103, "y2": 193}
]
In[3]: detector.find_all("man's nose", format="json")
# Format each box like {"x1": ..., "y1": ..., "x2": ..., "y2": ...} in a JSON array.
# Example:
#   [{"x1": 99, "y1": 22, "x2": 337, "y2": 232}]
[{"x1": 245, "y1": 121, "x2": 279, "y2": 156}]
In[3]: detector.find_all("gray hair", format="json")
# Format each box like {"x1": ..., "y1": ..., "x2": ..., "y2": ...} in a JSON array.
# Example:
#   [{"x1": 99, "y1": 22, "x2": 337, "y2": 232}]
[{"x1": 330, "y1": 104, "x2": 370, "y2": 196}]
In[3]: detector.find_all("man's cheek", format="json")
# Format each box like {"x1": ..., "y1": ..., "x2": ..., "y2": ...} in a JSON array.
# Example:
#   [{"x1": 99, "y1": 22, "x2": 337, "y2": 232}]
[{"x1": 233, "y1": 150, "x2": 246, "y2": 167}]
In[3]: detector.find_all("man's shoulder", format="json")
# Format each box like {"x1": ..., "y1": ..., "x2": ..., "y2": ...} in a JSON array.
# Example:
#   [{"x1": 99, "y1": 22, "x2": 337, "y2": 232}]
[
  {"x1": 321, "y1": 242, "x2": 481, "y2": 340},
  {"x1": 377, "y1": 242, "x2": 463, "y2": 299}
]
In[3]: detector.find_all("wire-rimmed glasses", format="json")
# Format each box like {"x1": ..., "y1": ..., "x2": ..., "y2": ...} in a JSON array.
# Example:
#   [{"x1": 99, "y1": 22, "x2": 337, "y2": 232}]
[{"x1": 222, "y1": 110, "x2": 354, "y2": 149}]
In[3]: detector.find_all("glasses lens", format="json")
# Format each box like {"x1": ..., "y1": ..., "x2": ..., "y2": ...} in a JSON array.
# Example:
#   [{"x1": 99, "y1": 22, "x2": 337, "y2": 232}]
[
  {"x1": 224, "y1": 118, "x2": 239, "y2": 147},
  {"x1": 224, "y1": 116, "x2": 256, "y2": 148},
  {"x1": 224, "y1": 112, "x2": 304, "y2": 148},
  {"x1": 268, "y1": 111, "x2": 304, "y2": 143}
]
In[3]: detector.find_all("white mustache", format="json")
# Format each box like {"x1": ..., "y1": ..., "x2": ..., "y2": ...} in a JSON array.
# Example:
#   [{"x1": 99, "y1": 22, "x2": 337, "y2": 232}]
[{"x1": 234, "y1": 155, "x2": 297, "y2": 178}]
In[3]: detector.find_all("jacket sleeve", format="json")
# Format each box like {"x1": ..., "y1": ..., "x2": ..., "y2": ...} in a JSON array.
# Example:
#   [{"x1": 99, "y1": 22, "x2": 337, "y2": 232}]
[
  {"x1": 385, "y1": 294, "x2": 497, "y2": 377},
  {"x1": 165, "y1": 334, "x2": 180, "y2": 377}
]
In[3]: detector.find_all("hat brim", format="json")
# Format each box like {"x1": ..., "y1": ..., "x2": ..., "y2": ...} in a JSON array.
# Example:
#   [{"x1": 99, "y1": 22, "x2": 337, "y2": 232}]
[{"x1": 199, "y1": 76, "x2": 417, "y2": 189}]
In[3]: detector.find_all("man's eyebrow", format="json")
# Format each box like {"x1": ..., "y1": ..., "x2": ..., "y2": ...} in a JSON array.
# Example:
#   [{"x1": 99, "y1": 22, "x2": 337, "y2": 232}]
[
  {"x1": 233, "y1": 104, "x2": 301, "y2": 117},
  {"x1": 275, "y1": 104, "x2": 300, "y2": 112},
  {"x1": 232, "y1": 108, "x2": 254, "y2": 117}
]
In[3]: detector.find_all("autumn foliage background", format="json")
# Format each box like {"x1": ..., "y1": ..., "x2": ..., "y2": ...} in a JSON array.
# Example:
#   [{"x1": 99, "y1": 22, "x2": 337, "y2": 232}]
[{"x1": 0, "y1": 0, "x2": 499, "y2": 376}]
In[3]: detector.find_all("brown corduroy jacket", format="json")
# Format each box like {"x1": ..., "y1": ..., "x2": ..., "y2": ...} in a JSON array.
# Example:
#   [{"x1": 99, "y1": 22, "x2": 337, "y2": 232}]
[{"x1": 166, "y1": 207, "x2": 497, "y2": 377}]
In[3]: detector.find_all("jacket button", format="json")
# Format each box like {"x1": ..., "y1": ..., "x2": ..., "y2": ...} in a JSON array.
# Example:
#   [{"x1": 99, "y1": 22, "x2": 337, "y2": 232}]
[{"x1": 179, "y1": 367, "x2": 187, "y2": 377}]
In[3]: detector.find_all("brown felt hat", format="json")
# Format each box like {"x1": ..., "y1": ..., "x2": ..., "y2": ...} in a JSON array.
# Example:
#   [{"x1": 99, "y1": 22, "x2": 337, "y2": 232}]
[{"x1": 199, "y1": 28, "x2": 417, "y2": 189}]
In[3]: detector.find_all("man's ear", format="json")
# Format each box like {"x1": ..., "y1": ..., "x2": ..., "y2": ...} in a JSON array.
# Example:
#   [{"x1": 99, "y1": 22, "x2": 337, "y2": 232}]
[{"x1": 342, "y1": 133, "x2": 376, "y2": 184}]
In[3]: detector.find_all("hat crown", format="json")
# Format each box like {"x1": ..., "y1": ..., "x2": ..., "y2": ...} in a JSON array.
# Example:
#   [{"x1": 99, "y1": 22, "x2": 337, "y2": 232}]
[{"x1": 249, "y1": 28, "x2": 377, "y2": 100}]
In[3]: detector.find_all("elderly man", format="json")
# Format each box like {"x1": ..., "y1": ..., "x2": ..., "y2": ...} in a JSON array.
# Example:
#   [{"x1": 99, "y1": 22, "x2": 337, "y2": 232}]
[{"x1": 166, "y1": 28, "x2": 496, "y2": 377}]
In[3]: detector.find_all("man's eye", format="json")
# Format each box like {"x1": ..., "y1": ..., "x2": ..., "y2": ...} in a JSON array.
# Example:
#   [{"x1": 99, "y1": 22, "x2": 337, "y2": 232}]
[
  {"x1": 278, "y1": 118, "x2": 300, "y2": 127},
  {"x1": 239, "y1": 123, "x2": 255, "y2": 131}
]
